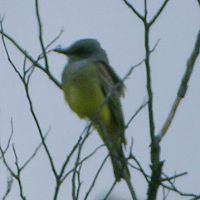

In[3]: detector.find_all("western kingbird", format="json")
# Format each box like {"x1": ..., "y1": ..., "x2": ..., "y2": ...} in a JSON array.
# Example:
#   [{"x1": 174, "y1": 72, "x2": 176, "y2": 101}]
[{"x1": 54, "y1": 39, "x2": 130, "y2": 181}]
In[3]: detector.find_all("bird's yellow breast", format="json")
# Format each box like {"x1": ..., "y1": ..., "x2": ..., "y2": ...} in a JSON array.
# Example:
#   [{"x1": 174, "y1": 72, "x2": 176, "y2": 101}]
[{"x1": 62, "y1": 65, "x2": 111, "y2": 125}]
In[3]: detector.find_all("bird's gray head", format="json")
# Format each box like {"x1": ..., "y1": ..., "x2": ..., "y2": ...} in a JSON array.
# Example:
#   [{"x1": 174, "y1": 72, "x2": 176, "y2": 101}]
[{"x1": 54, "y1": 38, "x2": 108, "y2": 63}]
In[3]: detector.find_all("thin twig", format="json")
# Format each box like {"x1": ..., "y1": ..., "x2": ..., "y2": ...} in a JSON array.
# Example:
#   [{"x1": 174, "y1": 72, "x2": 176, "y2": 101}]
[
  {"x1": 161, "y1": 182, "x2": 200, "y2": 199},
  {"x1": 71, "y1": 127, "x2": 92, "y2": 200},
  {"x1": 76, "y1": 164, "x2": 83, "y2": 200},
  {"x1": 21, "y1": 130, "x2": 49, "y2": 170},
  {"x1": 103, "y1": 181, "x2": 117, "y2": 200},
  {"x1": 35, "y1": 0, "x2": 49, "y2": 70},
  {"x1": 84, "y1": 155, "x2": 109, "y2": 200},
  {"x1": 128, "y1": 162, "x2": 150, "y2": 182},
  {"x1": 149, "y1": 0, "x2": 170, "y2": 27},
  {"x1": 25, "y1": 70, "x2": 59, "y2": 179},
  {"x1": 0, "y1": 119, "x2": 14, "y2": 157},
  {"x1": 160, "y1": 172, "x2": 200, "y2": 198},
  {"x1": 0, "y1": 136, "x2": 17, "y2": 179},
  {"x1": 122, "y1": 59, "x2": 145, "y2": 83},
  {"x1": 0, "y1": 119, "x2": 27, "y2": 200},
  {"x1": 11, "y1": 145, "x2": 26, "y2": 200},
  {"x1": 2, "y1": 176, "x2": 13, "y2": 200},
  {"x1": 59, "y1": 124, "x2": 92, "y2": 181},
  {"x1": 61, "y1": 144, "x2": 104, "y2": 182},
  {"x1": 162, "y1": 186, "x2": 170, "y2": 200},
  {"x1": 53, "y1": 125, "x2": 92, "y2": 200},
  {"x1": 150, "y1": 39, "x2": 160, "y2": 53},
  {"x1": 128, "y1": 156, "x2": 150, "y2": 183},
  {"x1": 161, "y1": 172, "x2": 187, "y2": 182},
  {"x1": 46, "y1": 29, "x2": 64, "y2": 50},
  {"x1": 24, "y1": 29, "x2": 63, "y2": 83},
  {"x1": 127, "y1": 139, "x2": 151, "y2": 184},
  {"x1": 0, "y1": 28, "x2": 61, "y2": 88},
  {"x1": 125, "y1": 100, "x2": 148, "y2": 129},
  {"x1": 1, "y1": 21, "x2": 58, "y2": 180},
  {"x1": 122, "y1": 0, "x2": 144, "y2": 22},
  {"x1": 144, "y1": 0, "x2": 148, "y2": 19}
]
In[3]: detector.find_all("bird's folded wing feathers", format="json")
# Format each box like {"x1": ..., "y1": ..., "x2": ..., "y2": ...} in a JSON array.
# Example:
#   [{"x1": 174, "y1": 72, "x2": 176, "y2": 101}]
[
  {"x1": 97, "y1": 62, "x2": 125, "y2": 97},
  {"x1": 96, "y1": 62, "x2": 125, "y2": 140}
]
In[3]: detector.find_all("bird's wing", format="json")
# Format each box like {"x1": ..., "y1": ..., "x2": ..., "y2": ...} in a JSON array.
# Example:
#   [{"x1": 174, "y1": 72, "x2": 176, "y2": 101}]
[
  {"x1": 96, "y1": 62, "x2": 125, "y2": 142},
  {"x1": 98, "y1": 61, "x2": 125, "y2": 97}
]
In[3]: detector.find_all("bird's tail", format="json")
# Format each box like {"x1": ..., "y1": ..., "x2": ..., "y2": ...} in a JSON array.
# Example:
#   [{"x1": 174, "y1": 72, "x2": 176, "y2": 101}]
[
  {"x1": 109, "y1": 144, "x2": 130, "y2": 181},
  {"x1": 93, "y1": 120, "x2": 130, "y2": 181}
]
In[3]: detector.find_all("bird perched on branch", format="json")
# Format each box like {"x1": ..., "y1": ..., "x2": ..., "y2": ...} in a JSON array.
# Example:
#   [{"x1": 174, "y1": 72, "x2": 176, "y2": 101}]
[{"x1": 54, "y1": 38, "x2": 130, "y2": 181}]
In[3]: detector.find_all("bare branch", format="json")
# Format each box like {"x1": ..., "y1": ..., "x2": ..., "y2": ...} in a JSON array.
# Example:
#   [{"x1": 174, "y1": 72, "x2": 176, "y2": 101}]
[
  {"x1": 149, "y1": 0, "x2": 170, "y2": 26},
  {"x1": 158, "y1": 98, "x2": 181, "y2": 141},
  {"x1": 128, "y1": 155, "x2": 150, "y2": 183},
  {"x1": 24, "y1": 82, "x2": 58, "y2": 178},
  {"x1": 160, "y1": 171, "x2": 200, "y2": 199},
  {"x1": 53, "y1": 125, "x2": 93, "y2": 200},
  {"x1": 161, "y1": 172, "x2": 188, "y2": 182},
  {"x1": 59, "y1": 124, "x2": 92, "y2": 181},
  {"x1": 61, "y1": 144, "x2": 104, "y2": 182},
  {"x1": 71, "y1": 127, "x2": 92, "y2": 200},
  {"x1": 144, "y1": 26, "x2": 155, "y2": 143},
  {"x1": 0, "y1": 121, "x2": 17, "y2": 179},
  {"x1": 125, "y1": 100, "x2": 148, "y2": 129},
  {"x1": 157, "y1": 29, "x2": 200, "y2": 142},
  {"x1": 21, "y1": 130, "x2": 49, "y2": 170},
  {"x1": 103, "y1": 181, "x2": 117, "y2": 199},
  {"x1": 0, "y1": 119, "x2": 14, "y2": 158},
  {"x1": 45, "y1": 29, "x2": 64, "y2": 50},
  {"x1": 150, "y1": 39, "x2": 160, "y2": 53},
  {"x1": 144, "y1": 0, "x2": 148, "y2": 19},
  {"x1": 2, "y1": 176, "x2": 13, "y2": 200},
  {"x1": 76, "y1": 164, "x2": 83, "y2": 200},
  {"x1": 9, "y1": 145, "x2": 26, "y2": 200},
  {"x1": 122, "y1": 0, "x2": 144, "y2": 22},
  {"x1": 35, "y1": 0, "x2": 49, "y2": 70},
  {"x1": 162, "y1": 186, "x2": 170, "y2": 200},
  {"x1": 1, "y1": 21, "x2": 59, "y2": 180},
  {"x1": 0, "y1": 22, "x2": 23, "y2": 81},
  {"x1": 161, "y1": 182, "x2": 200, "y2": 199},
  {"x1": 23, "y1": 29, "x2": 63, "y2": 83},
  {"x1": 84, "y1": 155, "x2": 109, "y2": 200},
  {"x1": 143, "y1": 10, "x2": 163, "y2": 200},
  {"x1": 0, "y1": 27, "x2": 61, "y2": 89}
]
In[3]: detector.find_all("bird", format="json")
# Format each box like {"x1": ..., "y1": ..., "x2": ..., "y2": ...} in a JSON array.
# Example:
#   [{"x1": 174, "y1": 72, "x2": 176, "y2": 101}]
[{"x1": 54, "y1": 38, "x2": 130, "y2": 181}]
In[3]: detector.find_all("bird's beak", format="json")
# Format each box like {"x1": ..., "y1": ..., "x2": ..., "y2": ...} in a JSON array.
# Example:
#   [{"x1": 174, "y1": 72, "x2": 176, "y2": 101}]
[{"x1": 53, "y1": 46, "x2": 71, "y2": 55}]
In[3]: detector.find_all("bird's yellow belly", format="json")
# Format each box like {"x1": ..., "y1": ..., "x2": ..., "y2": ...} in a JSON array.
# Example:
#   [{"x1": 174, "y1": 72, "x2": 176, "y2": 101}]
[{"x1": 63, "y1": 77, "x2": 111, "y2": 125}]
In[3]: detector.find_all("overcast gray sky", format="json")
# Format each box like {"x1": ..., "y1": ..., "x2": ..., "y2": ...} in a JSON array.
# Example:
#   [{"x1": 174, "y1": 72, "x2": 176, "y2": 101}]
[{"x1": 0, "y1": 0, "x2": 200, "y2": 199}]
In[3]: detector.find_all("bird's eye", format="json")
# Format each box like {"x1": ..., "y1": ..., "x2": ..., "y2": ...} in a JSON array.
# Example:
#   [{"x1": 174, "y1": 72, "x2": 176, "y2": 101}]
[
  {"x1": 78, "y1": 47, "x2": 86, "y2": 53},
  {"x1": 76, "y1": 47, "x2": 91, "y2": 55}
]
